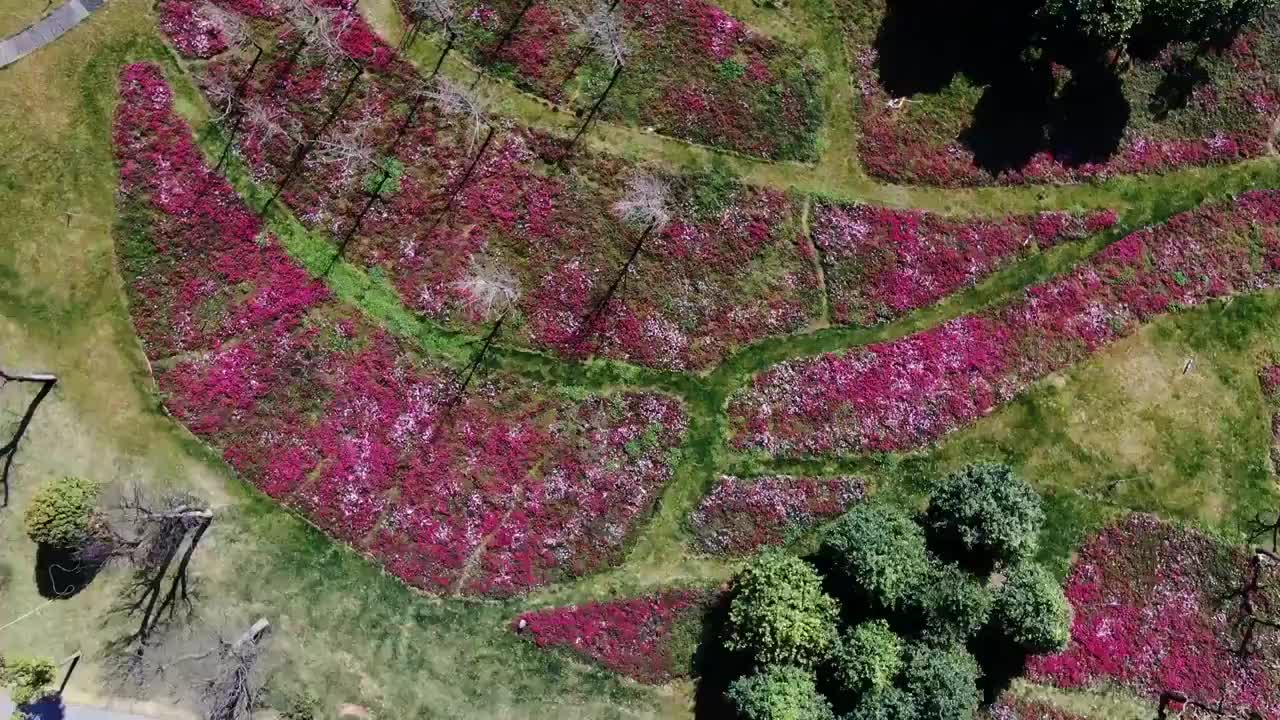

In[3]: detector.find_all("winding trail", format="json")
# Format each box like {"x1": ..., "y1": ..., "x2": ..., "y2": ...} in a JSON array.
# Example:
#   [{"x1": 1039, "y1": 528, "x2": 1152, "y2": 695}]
[{"x1": 0, "y1": 0, "x2": 106, "y2": 68}]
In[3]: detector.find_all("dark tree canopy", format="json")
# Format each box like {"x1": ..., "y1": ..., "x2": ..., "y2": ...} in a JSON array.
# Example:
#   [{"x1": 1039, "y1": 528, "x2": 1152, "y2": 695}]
[
  {"x1": 917, "y1": 563, "x2": 993, "y2": 643},
  {"x1": 1041, "y1": 0, "x2": 1278, "y2": 50},
  {"x1": 833, "y1": 620, "x2": 904, "y2": 695},
  {"x1": 992, "y1": 563, "x2": 1073, "y2": 653},
  {"x1": 822, "y1": 503, "x2": 930, "y2": 610},
  {"x1": 844, "y1": 687, "x2": 919, "y2": 720},
  {"x1": 727, "y1": 665, "x2": 835, "y2": 720},
  {"x1": 925, "y1": 463, "x2": 1044, "y2": 568},
  {"x1": 726, "y1": 550, "x2": 840, "y2": 667}
]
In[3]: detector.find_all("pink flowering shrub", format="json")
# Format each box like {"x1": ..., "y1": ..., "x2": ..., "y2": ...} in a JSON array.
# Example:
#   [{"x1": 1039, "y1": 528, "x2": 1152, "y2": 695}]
[
  {"x1": 732, "y1": 191, "x2": 1280, "y2": 456},
  {"x1": 813, "y1": 203, "x2": 1118, "y2": 324},
  {"x1": 841, "y1": 0, "x2": 1280, "y2": 186},
  {"x1": 167, "y1": 2, "x2": 820, "y2": 372},
  {"x1": 689, "y1": 475, "x2": 864, "y2": 555},
  {"x1": 1027, "y1": 514, "x2": 1280, "y2": 718},
  {"x1": 400, "y1": 0, "x2": 824, "y2": 159},
  {"x1": 113, "y1": 62, "x2": 688, "y2": 596},
  {"x1": 513, "y1": 589, "x2": 715, "y2": 683}
]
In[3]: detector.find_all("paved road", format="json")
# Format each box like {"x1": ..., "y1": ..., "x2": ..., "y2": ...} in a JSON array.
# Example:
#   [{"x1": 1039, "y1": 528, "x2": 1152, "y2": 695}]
[
  {"x1": 0, "y1": 692, "x2": 164, "y2": 720},
  {"x1": 0, "y1": 0, "x2": 107, "y2": 68}
]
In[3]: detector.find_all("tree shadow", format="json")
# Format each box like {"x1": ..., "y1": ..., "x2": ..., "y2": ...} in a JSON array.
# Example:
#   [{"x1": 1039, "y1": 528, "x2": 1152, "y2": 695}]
[
  {"x1": 1149, "y1": 56, "x2": 1211, "y2": 121},
  {"x1": 969, "y1": 623, "x2": 1030, "y2": 704},
  {"x1": 34, "y1": 544, "x2": 102, "y2": 600},
  {"x1": 873, "y1": 0, "x2": 1043, "y2": 97},
  {"x1": 959, "y1": 58, "x2": 1055, "y2": 175},
  {"x1": 691, "y1": 591, "x2": 750, "y2": 720},
  {"x1": 1048, "y1": 63, "x2": 1131, "y2": 166},
  {"x1": 13, "y1": 696, "x2": 65, "y2": 720}
]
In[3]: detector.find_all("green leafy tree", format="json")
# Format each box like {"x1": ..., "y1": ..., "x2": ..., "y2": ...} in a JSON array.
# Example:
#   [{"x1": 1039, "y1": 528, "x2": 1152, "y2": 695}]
[
  {"x1": 726, "y1": 550, "x2": 840, "y2": 666},
  {"x1": 901, "y1": 644, "x2": 981, "y2": 720},
  {"x1": 925, "y1": 463, "x2": 1043, "y2": 568},
  {"x1": 727, "y1": 665, "x2": 835, "y2": 720},
  {"x1": 1042, "y1": 0, "x2": 1147, "y2": 50},
  {"x1": 23, "y1": 476, "x2": 99, "y2": 547},
  {"x1": 918, "y1": 563, "x2": 993, "y2": 643},
  {"x1": 844, "y1": 687, "x2": 918, "y2": 720},
  {"x1": 993, "y1": 563, "x2": 1073, "y2": 653},
  {"x1": 833, "y1": 620, "x2": 904, "y2": 695},
  {"x1": 822, "y1": 503, "x2": 929, "y2": 610},
  {"x1": 0, "y1": 655, "x2": 57, "y2": 708}
]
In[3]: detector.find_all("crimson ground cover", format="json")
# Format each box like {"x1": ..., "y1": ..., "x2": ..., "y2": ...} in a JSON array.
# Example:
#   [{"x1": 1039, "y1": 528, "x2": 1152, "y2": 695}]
[
  {"x1": 397, "y1": 0, "x2": 824, "y2": 160},
  {"x1": 1027, "y1": 514, "x2": 1280, "y2": 718},
  {"x1": 813, "y1": 202, "x2": 1118, "y2": 325},
  {"x1": 839, "y1": 0, "x2": 1280, "y2": 186},
  {"x1": 162, "y1": 0, "x2": 822, "y2": 372},
  {"x1": 731, "y1": 190, "x2": 1280, "y2": 457},
  {"x1": 113, "y1": 61, "x2": 687, "y2": 596},
  {"x1": 513, "y1": 588, "x2": 716, "y2": 683},
  {"x1": 688, "y1": 474, "x2": 864, "y2": 555}
]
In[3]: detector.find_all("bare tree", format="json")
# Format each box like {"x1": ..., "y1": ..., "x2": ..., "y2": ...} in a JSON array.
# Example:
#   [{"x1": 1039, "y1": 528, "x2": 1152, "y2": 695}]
[
  {"x1": 568, "y1": 0, "x2": 627, "y2": 152},
  {"x1": 574, "y1": 174, "x2": 668, "y2": 346},
  {"x1": 447, "y1": 255, "x2": 520, "y2": 406},
  {"x1": 84, "y1": 484, "x2": 214, "y2": 642},
  {"x1": 311, "y1": 115, "x2": 380, "y2": 188},
  {"x1": 195, "y1": 619, "x2": 272, "y2": 720},
  {"x1": 0, "y1": 370, "x2": 56, "y2": 508},
  {"x1": 424, "y1": 77, "x2": 496, "y2": 234}
]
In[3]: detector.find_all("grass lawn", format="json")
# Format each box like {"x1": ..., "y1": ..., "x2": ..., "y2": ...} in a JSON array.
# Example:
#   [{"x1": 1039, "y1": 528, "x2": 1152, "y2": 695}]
[{"x1": 0, "y1": 0, "x2": 57, "y2": 38}]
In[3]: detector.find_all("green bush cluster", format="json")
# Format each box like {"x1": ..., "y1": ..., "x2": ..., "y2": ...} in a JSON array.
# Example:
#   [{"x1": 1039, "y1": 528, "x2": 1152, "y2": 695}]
[
  {"x1": 722, "y1": 463, "x2": 1072, "y2": 720},
  {"x1": 1041, "y1": 0, "x2": 1278, "y2": 51},
  {"x1": 23, "y1": 476, "x2": 100, "y2": 548},
  {"x1": 0, "y1": 655, "x2": 57, "y2": 711}
]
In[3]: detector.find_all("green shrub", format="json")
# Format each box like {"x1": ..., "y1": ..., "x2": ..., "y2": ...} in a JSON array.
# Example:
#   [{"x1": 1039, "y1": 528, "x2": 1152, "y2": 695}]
[
  {"x1": 0, "y1": 656, "x2": 57, "y2": 706},
  {"x1": 726, "y1": 665, "x2": 834, "y2": 720},
  {"x1": 822, "y1": 503, "x2": 929, "y2": 610},
  {"x1": 844, "y1": 687, "x2": 918, "y2": 720},
  {"x1": 901, "y1": 644, "x2": 981, "y2": 720},
  {"x1": 726, "y1": 550, "x2": 840, "y2": 667},
  {"x1": 833, "y1": 620, "x2": 903, "y2": 695},
  {"x1": 925, "y1": 463, "x2": 1043, "y2": 568},
  {"x1": 23, "y1": 476, "x2": 100, "y2": 547},
  {"x1": 993, "y1": 563, "x2": 1073, "y2": 653},
  {"x1": 918, "y1": 563, "x2": 992, "y2": 643}
]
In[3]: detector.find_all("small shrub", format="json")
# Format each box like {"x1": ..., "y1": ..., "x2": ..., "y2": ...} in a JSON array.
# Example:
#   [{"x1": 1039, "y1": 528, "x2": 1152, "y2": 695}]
[
  {"x1": 993, "y1": 563, "x2": 1073, "y2": 654},
  {"x1": 23, "y1": 477, "x2": 100, "y2": 548},
  {"x1": 0, "y1": 656, "x2": 57, "y2": 706},
  {"x1": 726, "y1": 665, "x2": 835, "y2": 720},
  {"x1": 901, "y1": 643, "x2": 981, "y2": 720},
  {"x1": 833, "y1": 620, "x2": 903, "y2": 695},
  {"x1": 726, "y1": 550, "x2": 840, "y2": 667}
]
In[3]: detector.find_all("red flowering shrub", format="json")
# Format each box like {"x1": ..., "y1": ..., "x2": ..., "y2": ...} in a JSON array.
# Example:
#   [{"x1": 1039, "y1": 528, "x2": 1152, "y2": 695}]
[
  {"x1": 732, "y1": 191, "x2": 1280, "y2": 456},
  {"x1": 689, "y1": 475, "x2": 865, "y2": 555},
  {"x1": 164, "y1": 1, "x2": 820, "y2": 371},
  {"x1": 514, "y1": 589, "x2": 716, "y2": 683},
  {"x1": 113, "y1": 62, "x2": 687, "y2": 596},
  {"x1": 1026, "y1": 514, "x2": 1280, "y2": 718},
  {"x1": 398, "y1": 0, "x2": 825, "y2": 159},
  {"x1": 841, "y1": 0, "x2": 1280, "y2": 186},
  {"x1": 813, "y1": 203, "x2": 1118, "y2": 324}
]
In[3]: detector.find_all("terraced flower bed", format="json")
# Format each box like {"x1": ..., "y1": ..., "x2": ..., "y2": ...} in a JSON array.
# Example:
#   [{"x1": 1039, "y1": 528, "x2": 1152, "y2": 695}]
[
  {"x1": 732, "y1": 191, "x2": 1280, "y2": 457},
  {"x1": 839, "y1": 0, "x2": 1280, "y2": 186},
  {"x1": 513, "y1": 588, "x2": 717, "y2": 683},
  {"x1": 396, "y1": 0, "x2": 825, "y2": 160},
  {"x1": 813, "y1": 202, "x2": 1118, "y2": 325},
  {"x1": 689, "y1": 474, "x2": 864, "y2": 555},
  {"x1": 113, "y1": 62, "x2": 687, "y2": 597},
  {"x1": 1027, "y1": 514, "x2": 1280, "y2": 717},
  {"x1": 162, "y1": 0, "x2": 821, "y2": 372}
]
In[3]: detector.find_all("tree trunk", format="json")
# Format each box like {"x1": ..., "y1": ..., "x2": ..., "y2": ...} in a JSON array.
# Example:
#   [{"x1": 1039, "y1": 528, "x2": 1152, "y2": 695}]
[
  {"x1": 431, "y1": 28, "x2": 457, "y2": 78},
  {"x1": 569, "y1": 64, "x2": 621, "y2": 152},
  {"x1": 425, "y1": 125, "x2": 496, "y2": 234}
]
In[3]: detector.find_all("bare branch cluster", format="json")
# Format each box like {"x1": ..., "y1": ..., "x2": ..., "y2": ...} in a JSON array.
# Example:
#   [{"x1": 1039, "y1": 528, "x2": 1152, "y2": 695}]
[
  {"x1": 312, "y1": 115, "x2": 381, "y2": 185},
  {"x1": 454, "y1": 255, "x2": 520, "y2": 320},
  {"x1": 429, "y1": 77, "x2": 491, "y2": 152},
  {"x1": 243, "y1": 99, "x2": 302, "y2": 145},
  {"x1": 611, "y1": 174, "x2": 670, "y2": 231},
  {"x1": 285, "y1": 0, "x2": 349, "y2": 60},
  {"x1": 197, "y1": 2, "x2": 255, "y2": 50},
  {"x1": 577, "y1": 0, "x2": 628, "y2": 69},
  {"x1": 410, "y1": 0, "x2": 456, "y2": 27}
]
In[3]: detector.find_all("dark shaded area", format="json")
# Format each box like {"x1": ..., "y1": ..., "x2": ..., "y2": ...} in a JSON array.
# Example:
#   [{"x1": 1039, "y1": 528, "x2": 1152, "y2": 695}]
[
  {"x1": 1149, "y1": 56, "x2": 1211, "y2": 120},
  {"x1": 691, "y1": 591, "x2": 750, "y2": 720},
  {"x1": 12, "y1": 696, "x2": 65, "y2": 720},
  {"x1": 969, "y1": 622, "x2": 1031, "y2": 704},
  {"x1": 958, "y1": 59, "x2": 1055, "y2": 174},
  {"x1": 34, "y1": 543, "x2": 102, "y2": 599},
  {"x1": 1050, "y1": 64, "x2": 1131, "y2": 165}
]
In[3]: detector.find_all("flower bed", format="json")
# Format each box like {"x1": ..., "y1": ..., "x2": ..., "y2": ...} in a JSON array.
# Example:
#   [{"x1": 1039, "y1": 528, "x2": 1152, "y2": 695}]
[
  {"x1": 113, "y1": 62, "x2": 687, "y2": 596},
  {"x1": 397, "y1": 0, "x2": 824, "y2": 160},
  {"x1": 689, "y1": 475, "x2": 864, "y2": 555},
  {"x1": 813, "y1": 202, "x2": 1118, "y2": 324},
  {"x1": 1027, "y1": 514, "x2": 1280, "y2": 718},
  {"x1": 839, "y1": 0, "x2": 1280, "y2": 186},
  {"x1": 513, "y1": 588, "x2": 716, "y2": 683},
  {"x1": 731, "y1": 191, "x2": 1280, "y2": 457},
  {"x1": 158, "y1": 0, "x2": 821, "y2": 372},
  {"x1": 986, "y1": 697, "x2": 1089, "y2": 720}
]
